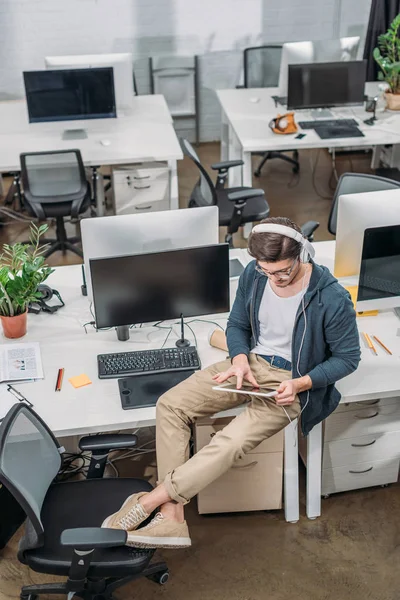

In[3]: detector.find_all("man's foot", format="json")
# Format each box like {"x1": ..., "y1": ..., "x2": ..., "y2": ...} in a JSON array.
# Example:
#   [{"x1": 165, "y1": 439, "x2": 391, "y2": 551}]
[
  {"x1": 102, "y1": 492, "x2": 150, "y2": 531},
  {"x1": 126, "y1": 513, "x2": 191, "y2": 549}
]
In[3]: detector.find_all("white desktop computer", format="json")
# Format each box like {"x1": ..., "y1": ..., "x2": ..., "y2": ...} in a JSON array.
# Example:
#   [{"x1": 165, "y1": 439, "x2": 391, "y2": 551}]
[
  {"x1": 44, "y1": 53, "x2": 134, "y2": 116},
  {"x1": 278, "y1": 36, "x2": 360, "y2": 99},
  {"x1": 81, "y1": 206, "x2": 220, "y2": 299},
  {"x1": 334, "y1": 188, "x2": 400, "y2": 279}
]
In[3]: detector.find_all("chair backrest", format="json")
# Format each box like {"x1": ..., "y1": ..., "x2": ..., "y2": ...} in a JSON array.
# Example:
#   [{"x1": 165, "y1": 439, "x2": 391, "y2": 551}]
[
  {"x1": 329, "y1": 173, "x2": 400, "y2": 235},
  {"x1": 0, "y1": 404, "x2": 62, "y2": 549},
  {"x1": 179, "y1": 138, "x2": 217, "y2": 207},
  {"x1": 20, "y1": 149, "x2": 87, "y2": 201},
  {"x1": 243, "y1": 45, "x2": 283, "y2": 88},
  {"x1": 149, "y1": 56, "x2": 198, "y2": 117}
]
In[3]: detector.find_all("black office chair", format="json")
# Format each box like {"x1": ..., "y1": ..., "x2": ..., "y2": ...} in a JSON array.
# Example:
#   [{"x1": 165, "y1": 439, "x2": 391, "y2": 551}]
[
  {"x1": 180, "y1": 138, "x2": 269, "y2": 247},
  {"x1": 301, "y1": 172, "x2": 400, "y2": 240},
  {"x1": 20, "y1": 150, "x2": 92, "y2": 259},
  {"x1": 0, "y1": 404, "x2": 169, "y2": 600},
  {"x1": 243, "y1": 45, "x2": 300, "y2": 178}
]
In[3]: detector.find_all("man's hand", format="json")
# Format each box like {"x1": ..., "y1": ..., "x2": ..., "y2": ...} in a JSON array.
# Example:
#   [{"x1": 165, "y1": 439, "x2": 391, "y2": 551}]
[
  {"x1": 275, "y1": 375, "x2": 312, "y2": 406},
  {"x1": 212, "y1": 354, "x2": 258, "y2": 390}
]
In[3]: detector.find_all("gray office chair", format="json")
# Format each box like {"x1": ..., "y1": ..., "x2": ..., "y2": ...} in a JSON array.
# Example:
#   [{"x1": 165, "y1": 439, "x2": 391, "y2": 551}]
[
  {"x1": 0, "y1": 403, "x2": 169, "y2": 600},
  {"x1": 180, "y1": 138, "x2": 269, "y2": 247},
  {"x1": 20, "y1": 150, "x2": 92, "y2": 259},
  {"x1": 301, "y1": 172, "x2": 400, "y2": 240},
  {"x1": 243, "y1": 45, "x2": 300, "y2": 177}
]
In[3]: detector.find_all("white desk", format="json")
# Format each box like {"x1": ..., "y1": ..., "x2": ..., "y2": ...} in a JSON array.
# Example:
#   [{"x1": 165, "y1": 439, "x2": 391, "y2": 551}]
[
  {"x1": 1, "y1": 248, "x2": 299, "y2": 523},
  {"x1": 0, "y1": 95, "x2": 183, "y2": 215},
  {"x1": 217, "y1": 86, "x2": 400, "y2": 190}
]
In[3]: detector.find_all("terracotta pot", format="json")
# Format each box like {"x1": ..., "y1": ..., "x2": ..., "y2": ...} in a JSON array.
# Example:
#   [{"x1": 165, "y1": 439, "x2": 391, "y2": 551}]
[
  {"x1": 0, "y1": 311, "x2": 28, "y2": 339},
  {"x1": 385, "y1": 92, "x2": 400, "y2": 110}
]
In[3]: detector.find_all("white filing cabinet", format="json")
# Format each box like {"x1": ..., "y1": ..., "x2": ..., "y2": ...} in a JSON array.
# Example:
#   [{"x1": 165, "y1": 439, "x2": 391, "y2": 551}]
[
  {"x1": 301, "y1": 397, "x2": 400, "y2": 496},
  {"x1": 111, "y1": 162, "x2": 170, "y2": 215},
  {"x1": 194, "y1": 417, "x2": 284, "y2": 514}
]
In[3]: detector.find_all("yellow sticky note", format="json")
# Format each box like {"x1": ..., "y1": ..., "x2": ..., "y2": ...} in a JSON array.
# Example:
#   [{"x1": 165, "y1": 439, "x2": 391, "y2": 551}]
[
  {"x1": 344, "y1": 285, "x2": 379, "y2": 317},
  {"x1": 69, "y1": 374, "x2": 92, "y2": 388}
]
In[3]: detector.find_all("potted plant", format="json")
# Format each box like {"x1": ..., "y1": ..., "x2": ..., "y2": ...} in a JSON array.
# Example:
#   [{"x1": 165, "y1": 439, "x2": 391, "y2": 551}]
[
  {"x1": 373, "y1": 14, "x2": 400, "y2": 110},
  {"x1": 0, "y1": 223, "x2": 54, "y2": 339}
]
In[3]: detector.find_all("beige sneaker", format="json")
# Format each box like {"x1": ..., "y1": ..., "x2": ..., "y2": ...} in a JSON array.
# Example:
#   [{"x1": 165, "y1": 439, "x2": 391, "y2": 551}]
[
  {"x1": 126, "y1": 513, "x2": 191, "y2": 549},
  {"x1": 101, "y1": 492, "x2": 149, "y2": 531}
]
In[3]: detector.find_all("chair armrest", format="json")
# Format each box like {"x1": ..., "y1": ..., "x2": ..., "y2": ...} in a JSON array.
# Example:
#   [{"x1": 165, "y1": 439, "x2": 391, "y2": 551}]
[
  {"x1": 61, "y1": 527, "x2": 127, "y2": 550},
  {"x1": 301, "y1": 220, "x2": 320, "y2": 241},
  {"x1": 228, "y1": 189, "x2": 265, "y2": 203},
  {"x1": 211, "y1": 160, "x2": 244, "y2": 171},
  {"x1": 79, "y1": 433, "x2": 138, "y2": 453}
]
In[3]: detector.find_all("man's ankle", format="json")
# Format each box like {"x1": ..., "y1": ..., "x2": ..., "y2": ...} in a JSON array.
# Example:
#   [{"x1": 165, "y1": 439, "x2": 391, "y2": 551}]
[{"x1": 160, "y1": 501, "x2": 184, "y2": 523}]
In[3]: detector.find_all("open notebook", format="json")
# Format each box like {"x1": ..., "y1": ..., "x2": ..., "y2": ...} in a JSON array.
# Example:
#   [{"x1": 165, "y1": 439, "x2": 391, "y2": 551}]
[{"x1": 0, "y1": 342, "x2": 44, "y2": 383}]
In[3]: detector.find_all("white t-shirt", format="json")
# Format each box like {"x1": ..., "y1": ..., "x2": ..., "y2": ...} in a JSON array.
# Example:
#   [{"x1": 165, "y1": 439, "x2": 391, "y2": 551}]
[{"x1": 252, "y1": 280, "x2": 307, "y2": 361}]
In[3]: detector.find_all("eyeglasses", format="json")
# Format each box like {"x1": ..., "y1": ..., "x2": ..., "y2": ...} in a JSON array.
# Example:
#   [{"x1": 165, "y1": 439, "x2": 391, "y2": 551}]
[{"x1": 255, "y1": 257, "x2": 299, "y2": 280}]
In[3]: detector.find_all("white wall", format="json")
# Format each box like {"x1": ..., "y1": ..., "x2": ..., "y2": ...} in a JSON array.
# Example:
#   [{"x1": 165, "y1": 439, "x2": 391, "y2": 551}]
[{"x1": 0, "y1": 0, "x2": 372, "y2": 141}]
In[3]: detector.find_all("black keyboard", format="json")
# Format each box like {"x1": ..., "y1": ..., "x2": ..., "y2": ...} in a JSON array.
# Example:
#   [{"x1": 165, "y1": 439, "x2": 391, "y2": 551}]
[
  {"x1": 97, "y1": 346, "x2": 201, "y2": 379},
  {"x1": 298, "y1": 118, "x2": 358, "y2": 130}
]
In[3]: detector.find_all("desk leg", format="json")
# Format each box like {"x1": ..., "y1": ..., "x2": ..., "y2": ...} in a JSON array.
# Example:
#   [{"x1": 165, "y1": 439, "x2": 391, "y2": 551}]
[
  {"x1": 306, "y1": 422, "x2": 322, "y2": 520},
  {"x1": 220, "y1": 109, "x2": 229, "y2": 162},
  {"x1": 228, "y1": 126, "x2": 243, "y2": 188},
  {"x1": 0, "y1": 174, "x2": 4, "y2": 197},
  {"x1": 242, "y1": 151, "x2": 253, "y2": 239},
  {"x1": 93, "y1": 168, "x2": 105, "y2": 217},
  {"x1": 284, "y1": 420, "x2": 299, "y2": 523},
  {"x1": 168, "y1": 159, "x2": 179, "y2": 210}
]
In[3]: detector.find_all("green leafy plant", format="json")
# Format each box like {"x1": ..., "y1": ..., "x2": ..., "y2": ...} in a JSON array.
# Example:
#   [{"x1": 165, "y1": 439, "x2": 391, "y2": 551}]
[
  {"x1": 373, "y1": 14, "x2": 400, "y2": 94},
  {"x1": 0, "y1": 223, "x2": 54, "y2": 317}
]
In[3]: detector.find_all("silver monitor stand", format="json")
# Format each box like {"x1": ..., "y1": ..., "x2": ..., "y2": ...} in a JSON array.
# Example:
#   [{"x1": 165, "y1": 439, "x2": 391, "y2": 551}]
[{"x1": 62, "y1": 129, "x2": 88, "y2": 140}]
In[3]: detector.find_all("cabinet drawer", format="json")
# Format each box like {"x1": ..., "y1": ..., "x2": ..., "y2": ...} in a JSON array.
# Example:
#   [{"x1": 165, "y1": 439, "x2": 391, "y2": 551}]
[
  {"x1": 112, "y1": 164, "x2": 169, "y2": 214},
  {"x1": 322, "y1": 457, "x2": 400, "y2": 496},
  {"x1": 112, "y1": 163, "x2": 169, "y2": 185},
  {"x1": 324, "y1": 402, "x2": 400, "y2": 442},
  {"x1": 323, "y1": 431, "x2": 400, "y2": 469},
  {"x1": 195, "y1": 418, "x2": 283, "y2": 454},
  {"x1": 197, "y1": 451, "x2": 283, "y2": 514},
  {"x1": 129, "y1": 198, "x2": 170, "y2": 214},
  {"x1": 335, "y1": 396, "x2": 399, "y2": 414}
]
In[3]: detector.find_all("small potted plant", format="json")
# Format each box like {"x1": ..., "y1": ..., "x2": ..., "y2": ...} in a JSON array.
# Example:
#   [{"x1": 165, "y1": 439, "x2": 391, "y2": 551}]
[
  {"x1": 373, "y1": 14, "x2": 400, "y2": 111},
  {"x1": 0, "y1": 223, "x2": 54, "y2": 339}
]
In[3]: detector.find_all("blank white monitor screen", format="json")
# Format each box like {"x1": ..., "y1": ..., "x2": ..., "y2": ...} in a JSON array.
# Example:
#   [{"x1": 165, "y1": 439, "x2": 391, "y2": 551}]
[
  {"x1": 45, "y1": 53, "x2": 134, "y2": 115},
  {"x1": 81, "y1": 206, "x2": 219, "y2": 299},
  {"x1": 334, "y1": 189, "x2": 400, "y2": 278}
]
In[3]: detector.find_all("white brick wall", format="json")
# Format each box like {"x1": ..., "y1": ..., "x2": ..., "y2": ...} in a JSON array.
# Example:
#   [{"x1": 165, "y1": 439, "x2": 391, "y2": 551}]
[{"x1": 0, "y1": 0, "x2": 372, "y2": 141}]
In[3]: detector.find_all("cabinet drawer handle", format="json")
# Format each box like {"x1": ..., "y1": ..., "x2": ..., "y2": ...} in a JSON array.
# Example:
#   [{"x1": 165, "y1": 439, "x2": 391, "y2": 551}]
[
  {"x1": 349, "y1": 466, "x2": 373, "y2": 474},
  {"x1": 133, "y1": 175, "x2": 150, "y2": 180},
  {"x1": 134, "y1": 185, "x2": 151, "y2": 189},
  {"x1": 135, "y1": 205, "x2": 152, "y2": 210},
  {"x1": 354, "y1": 411, "x2": 379, "y2": 419},
  {"x1": 356, "y1": 399, "x2": 380, "y2": 406},
  {"x1": 351, "y1": 439, "x2": 376, "y2": 448},
  {"x1": 232, "y1": 460, "x2": 258, "y2": 470}
]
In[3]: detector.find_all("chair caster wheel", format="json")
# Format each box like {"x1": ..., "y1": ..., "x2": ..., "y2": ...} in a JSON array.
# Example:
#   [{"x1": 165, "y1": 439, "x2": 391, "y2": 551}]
[
  {"x1": 147, "y1": 569, "x2": 170, "y2": 585},
  {"x1": 381, "y1": 484, "x2": 389, "y2": 488},
  {"x1": 21, "y1": 595, "x2": 38, "y2": 600},
  {"x1": 292, "y1": 166, "x2": 300, "y2": 174},
  {"x1": 253, "y1": 170, "x2": 261, "y2": 178}
]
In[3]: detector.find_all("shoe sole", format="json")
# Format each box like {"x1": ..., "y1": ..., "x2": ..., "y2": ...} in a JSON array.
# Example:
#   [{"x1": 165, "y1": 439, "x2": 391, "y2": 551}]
[
  {"x1": 126, "y1": 535, "x2": 192, "y2": 549},
  {"x1": 101, "y1": 493, "x2": 147, "y2": 530}
]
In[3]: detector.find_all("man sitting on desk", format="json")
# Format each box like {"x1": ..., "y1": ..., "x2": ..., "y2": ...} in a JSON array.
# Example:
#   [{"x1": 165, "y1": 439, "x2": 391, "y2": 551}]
[{"x1": 102, "y1": 216, "x2": 361, "y2": 548}]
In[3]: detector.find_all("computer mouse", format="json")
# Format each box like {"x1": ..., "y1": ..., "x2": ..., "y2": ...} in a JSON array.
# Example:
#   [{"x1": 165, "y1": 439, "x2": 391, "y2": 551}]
[
  {"x1": 100, "y1": 139, "x2": 111, "y2": 146},
  {"x1": 250, "y1": 97, "x2": 260, "y2": 103}
]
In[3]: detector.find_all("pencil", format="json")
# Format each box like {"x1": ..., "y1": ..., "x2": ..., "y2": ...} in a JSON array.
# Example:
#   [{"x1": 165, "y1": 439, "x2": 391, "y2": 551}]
[
  {"x1": 55, "y1": 368, "x2": 65, "y2": 392},
  {"x1": 363, "y1": 332, "x2": 377, "y2": 355},
  {"x1": 373, "y1": 335, "x2": 392, "y2": 355}
]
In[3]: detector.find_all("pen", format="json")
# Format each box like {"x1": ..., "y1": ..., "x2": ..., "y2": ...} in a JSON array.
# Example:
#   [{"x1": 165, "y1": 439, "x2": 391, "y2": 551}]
[
  {"x1": 55, "y1": 368, "x2": 65, "y2": 392},
  {"x1": 7, "y1": 385, "x2": 33, "y2": 407},
  {"x1": 363, "y1": 332, "x2": 377, "y2": 355},
  {"x1": 372, "y1": 335, "x2": 392, "y2": 355}
]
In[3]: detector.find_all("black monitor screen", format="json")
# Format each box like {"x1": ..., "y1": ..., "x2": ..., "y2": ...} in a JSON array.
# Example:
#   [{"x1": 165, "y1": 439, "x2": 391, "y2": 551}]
[
  {"x1": 287, "y1": 60, "x2": 367, "y2": 110},
  {"x1": 90, "y1": 244, "x2": 230, "y2": 329},
  {"x1": 23, "y1": 68, "x2": 116, "y2": 123},
  {"x1": 358, "y1": 225, "x2": 400, "y2": 302}
]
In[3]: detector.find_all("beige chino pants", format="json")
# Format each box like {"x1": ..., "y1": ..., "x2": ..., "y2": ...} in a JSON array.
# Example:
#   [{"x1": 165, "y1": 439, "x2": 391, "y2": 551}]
[{"x1": 156, "y1": 353, "x2": 301, "y2": 504}]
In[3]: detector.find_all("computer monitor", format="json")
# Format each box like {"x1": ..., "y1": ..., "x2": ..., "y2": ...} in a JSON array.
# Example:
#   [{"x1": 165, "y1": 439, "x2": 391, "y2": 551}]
[
  {"x1": 23, "y1": 68, "x2": 116, "y2": 124},
  {"x1": 45, "y1": 53, "x2": 134, "y2": 116},
  {"x1": 334, "y1": 189, "x2": 400, "y2": 278},
  {"x1": 287, "y1": 60, "x2": 366, "y2": 110},
  {"x1": 89, "y1": 244, "x2": 230, "y2": 330},
  {"x1": 357, "y1": 225, "x2": 400, "y2": 312},
  {"x1": 81, "y1": 206, "x2": 219, "y2": 300},
  {"x1": 278, "y1": 36, "x2": 360, "y2": 97}
]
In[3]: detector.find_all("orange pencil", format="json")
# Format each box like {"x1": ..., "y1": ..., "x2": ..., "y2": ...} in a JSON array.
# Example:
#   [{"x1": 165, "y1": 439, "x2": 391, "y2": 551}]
[
  {"x1": 363, "y1": 332, "x2": 377, "y2": 355},
  {"x1": 55, "y1": 368, "x2": 65, "y2": 392},
  {"x1": 373, "y1": 336, "x2": 392, "y2": 355}
]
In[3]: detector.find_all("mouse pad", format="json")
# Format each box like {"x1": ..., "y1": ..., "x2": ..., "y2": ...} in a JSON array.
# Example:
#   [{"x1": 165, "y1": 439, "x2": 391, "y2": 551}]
[{"x1": 118, "y1": 370, "x2": 195, "y2": 410}]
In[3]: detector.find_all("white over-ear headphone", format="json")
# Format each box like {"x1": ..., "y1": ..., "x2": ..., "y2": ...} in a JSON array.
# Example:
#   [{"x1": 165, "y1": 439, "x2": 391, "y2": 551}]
[{"x1": 251, "y1": 223, "x2": 315, "y2": 263}]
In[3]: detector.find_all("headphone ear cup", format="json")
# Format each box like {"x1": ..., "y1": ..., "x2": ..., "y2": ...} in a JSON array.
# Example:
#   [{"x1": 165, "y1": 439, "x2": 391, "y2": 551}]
[
  {"x1": 37, "y1": 284, "x2": 53, "y2": 302},
  {"x1": 299, "y1": 246, "x2": 309, "y2": 263}
]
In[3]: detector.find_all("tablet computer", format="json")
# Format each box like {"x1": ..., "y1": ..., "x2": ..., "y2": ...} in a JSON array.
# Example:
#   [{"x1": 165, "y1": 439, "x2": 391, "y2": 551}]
[{"x1": 212, "y1": 383, "x2": 277, "y2": 398}]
